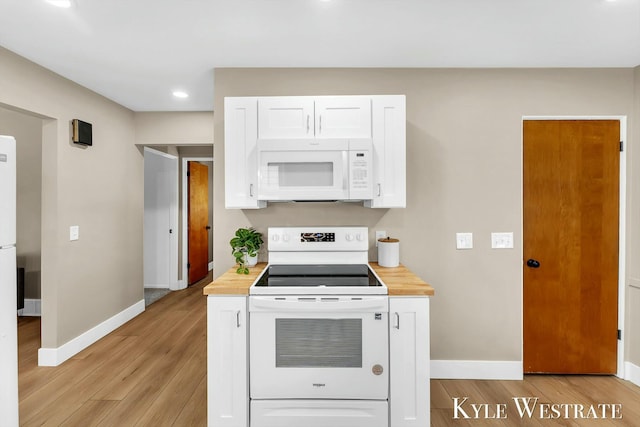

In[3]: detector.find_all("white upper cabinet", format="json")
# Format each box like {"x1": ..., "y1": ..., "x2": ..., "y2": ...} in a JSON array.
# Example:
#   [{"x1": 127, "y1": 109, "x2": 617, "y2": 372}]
[
  {"x1": 314, "y1": 97, "x2": 372, "y2": 138},
  {"x1": 258, "y1": 97, "x2": 315, "y2": 139},
  {"x1": 258, "y1": 96, "x2": 372, "y2": 139},
  {"x1": 224, "y1": 95, "x2": 405, "y2": 209},
  {"x1": 364, "y1": 95, "x2": 406, "y2": 208},
  {"x1": 224, "y1": 97, "x2": 266, "y2": 209}
]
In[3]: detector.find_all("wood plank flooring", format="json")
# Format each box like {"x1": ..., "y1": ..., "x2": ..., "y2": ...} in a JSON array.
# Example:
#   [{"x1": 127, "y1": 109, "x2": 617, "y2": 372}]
[
  {"x1": 18, "y1": 273, "x2": 640, "y2": 426},
  {"x1": 18, "y1": 272, "x2": 210, "y2": 427}
]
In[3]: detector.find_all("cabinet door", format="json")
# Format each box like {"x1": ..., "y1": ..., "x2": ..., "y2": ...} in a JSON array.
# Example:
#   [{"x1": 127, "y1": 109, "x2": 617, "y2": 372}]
[
  {"x1": 315, "y1": 96, "x2": 372, "y2": 138},
  {"x1": 258, "y1": 97, "x2": 315, "y2": 139},
  {"x1": 365, "y1": 96, "x2": 406, "y2": 208},
  {"x1": 224, "y1": 97, "x2": 266, "y2": 209},
  {"x1": 389, "y1": 297, "x2": 430, "y2": 427},
  {"x1": 208, "y1": 296, "x2": 248, "y2": 427}
]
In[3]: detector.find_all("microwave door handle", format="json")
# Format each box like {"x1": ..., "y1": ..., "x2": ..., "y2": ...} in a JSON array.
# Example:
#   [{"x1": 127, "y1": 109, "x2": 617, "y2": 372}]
[{"x1": 343, "y1": 151, "x2": 349, "y2": 192}]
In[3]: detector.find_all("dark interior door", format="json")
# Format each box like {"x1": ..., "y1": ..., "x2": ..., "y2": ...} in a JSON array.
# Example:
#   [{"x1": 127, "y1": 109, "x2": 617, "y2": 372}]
[{"x1": 188, "y1": 161, "x2": 209, "y2": 285}]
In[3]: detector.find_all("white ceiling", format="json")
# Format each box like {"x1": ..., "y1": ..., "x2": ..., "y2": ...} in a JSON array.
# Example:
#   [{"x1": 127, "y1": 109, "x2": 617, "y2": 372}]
[{"x1": 1, "y1": 0, "x2": 639, "y2": 112}]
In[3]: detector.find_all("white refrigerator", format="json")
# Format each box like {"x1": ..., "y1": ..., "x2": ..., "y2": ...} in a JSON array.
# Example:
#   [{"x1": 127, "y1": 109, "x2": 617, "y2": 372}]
[{"x1": 0, "y1": 135, "x2": 19, "y2": 426}]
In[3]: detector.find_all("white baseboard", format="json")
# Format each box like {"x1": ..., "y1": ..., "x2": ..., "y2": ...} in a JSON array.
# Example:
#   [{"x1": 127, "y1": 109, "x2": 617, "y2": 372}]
[
  {"x1": 625, "y1": 361, "x2": 640, "y2": 388},
  {"x1": 144, "y1": 284, "x2": 170, "y2": 289},
  {"x1": 173, "y1": 280, "x2": 187, "y2": 291},
  {"x1": 431, "y1": 360, "x2": 524, "y2": 380},
  {"x1": 38, "y1": 299, "x2": 145, "y2": 367},
  {"x1": 18, "y1": 298, "x2": 41, "y2": 317}
]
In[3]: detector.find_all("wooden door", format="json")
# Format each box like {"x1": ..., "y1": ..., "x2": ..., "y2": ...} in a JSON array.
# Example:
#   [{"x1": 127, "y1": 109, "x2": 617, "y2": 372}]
[
  {"x1": 188, "y1": 161, "x2": 209, "y2": 285},
  {"x1": 523, "y1": 120, "x2": 619, "y2": 374}
]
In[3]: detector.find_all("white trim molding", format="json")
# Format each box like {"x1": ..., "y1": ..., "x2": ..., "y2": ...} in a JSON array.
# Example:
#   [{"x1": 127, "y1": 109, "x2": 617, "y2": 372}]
[
  {"x1": 38, "y1": 299, "x2": 145, "y2": 367},
  {"x1": 625, "y1": 362, "x2": 640, "y2": 388},
  {"x1": 18, "y1": 298, "x2": 41, "y2": 317},
  {"x1": 431, "y1": 360, "x2": 524, "y2": 380}
]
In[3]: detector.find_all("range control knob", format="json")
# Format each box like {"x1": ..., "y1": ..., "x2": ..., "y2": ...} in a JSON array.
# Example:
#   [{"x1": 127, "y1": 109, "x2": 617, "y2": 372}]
[
  {"x1": 282, "y1": 234, "x2": 290, "y2": 242},
  {"x1": 356, "y1": 233, "x2": 364, "y2": 242},
  {"x1": 271, "y1": 234, "x2": 280, "y2": 242},
  {"x1": 345, "y1": 233, "x2": 354, "y2": 242}
]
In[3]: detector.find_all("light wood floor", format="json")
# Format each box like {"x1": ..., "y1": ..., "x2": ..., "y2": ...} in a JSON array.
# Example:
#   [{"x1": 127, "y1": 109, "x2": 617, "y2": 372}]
[{"x1": 18, "y1": 273, "x2": 640, "y2": 426}]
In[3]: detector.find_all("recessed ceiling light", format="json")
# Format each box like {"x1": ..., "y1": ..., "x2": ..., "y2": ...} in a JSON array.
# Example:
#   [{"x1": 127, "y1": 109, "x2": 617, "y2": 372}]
[
  {"x1": 45, "y1": 0, "x2": 72, "y2": 8},
  {"x1": 172, "y1": 91, "x2": 189, "y2": 99}
]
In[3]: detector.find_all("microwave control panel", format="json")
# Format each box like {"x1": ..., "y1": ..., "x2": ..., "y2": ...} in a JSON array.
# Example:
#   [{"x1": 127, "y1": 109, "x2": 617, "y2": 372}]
[{"x1": 349, "y1": 150, "x2": 373, "y2": 200}]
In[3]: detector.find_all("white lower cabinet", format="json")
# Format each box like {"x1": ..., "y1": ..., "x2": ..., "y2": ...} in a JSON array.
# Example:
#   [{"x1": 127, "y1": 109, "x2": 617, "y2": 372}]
[
  {"x1": 208, "y1": 295, "x2": 430, "y2": 427},
  {"x1": 251, "y1": 400, "x2": 388, "y2": 427},
  {"x1": 208, "y1": 296, "x2": 248, "y2": 427},
  {"x1": 389, "y1": 297, "x2": 430, "y2": 426}
]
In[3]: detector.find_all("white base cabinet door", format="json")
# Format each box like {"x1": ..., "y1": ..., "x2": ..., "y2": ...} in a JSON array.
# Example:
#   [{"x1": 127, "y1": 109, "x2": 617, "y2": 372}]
[
  {"x1": 208, "y1": 296, "x2": 248, "y2": 427},
  {"x1": 389, "y1": 297, "x2": 430, "y2": 426}
]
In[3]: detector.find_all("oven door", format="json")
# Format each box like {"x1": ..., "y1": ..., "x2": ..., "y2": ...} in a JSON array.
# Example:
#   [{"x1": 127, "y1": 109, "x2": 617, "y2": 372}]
[{"x1": 249, "y1": 295, "x2": 389, "y2": 400}]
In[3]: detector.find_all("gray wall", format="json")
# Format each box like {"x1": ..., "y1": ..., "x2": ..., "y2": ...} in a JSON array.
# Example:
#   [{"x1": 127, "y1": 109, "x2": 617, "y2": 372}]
[
  {"x1": 0, "y1": 107, "x2": 42, "y2": 299},
  {"x1": 0, "y1": 46, "x2": 141, "y2": 348},
  {"x1": 213, "y1": 68, "x2": 637, "y2": 363}
]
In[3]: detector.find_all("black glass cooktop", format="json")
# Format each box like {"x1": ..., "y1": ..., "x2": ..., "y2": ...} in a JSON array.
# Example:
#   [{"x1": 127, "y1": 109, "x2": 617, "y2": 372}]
[{"x1": 254, "y1": 264, "x2": 383, "y2": 288}]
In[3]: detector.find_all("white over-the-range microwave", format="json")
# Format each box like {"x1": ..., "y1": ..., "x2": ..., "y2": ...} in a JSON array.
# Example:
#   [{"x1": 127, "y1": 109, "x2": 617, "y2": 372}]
[{"x1": 256, "y1": 138, "x2": 373, "y2": 202}]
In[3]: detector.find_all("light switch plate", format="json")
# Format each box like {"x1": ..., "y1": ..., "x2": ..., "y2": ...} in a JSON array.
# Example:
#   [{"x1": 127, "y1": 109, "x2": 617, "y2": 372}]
[
  {"x1": 491, "y1": 232, "x2": 513, "y2": 249},
  {"x1": 70, "y1": 225, "x2": 79, "y2": 241},
  {"x1": 456, "y1": 232, "x2": 473, "y2": 250}
]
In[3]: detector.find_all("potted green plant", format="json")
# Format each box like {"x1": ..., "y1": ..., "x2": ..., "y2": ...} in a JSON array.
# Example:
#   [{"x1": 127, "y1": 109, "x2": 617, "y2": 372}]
[{"x1": 230, "y1": 227, "x2": 264, "y2": 274}]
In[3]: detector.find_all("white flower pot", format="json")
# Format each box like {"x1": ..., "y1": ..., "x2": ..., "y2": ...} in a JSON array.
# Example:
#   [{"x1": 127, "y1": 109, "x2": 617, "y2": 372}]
[{"x1": 244, "y1": 253, "x2": 258, "y2": 267}]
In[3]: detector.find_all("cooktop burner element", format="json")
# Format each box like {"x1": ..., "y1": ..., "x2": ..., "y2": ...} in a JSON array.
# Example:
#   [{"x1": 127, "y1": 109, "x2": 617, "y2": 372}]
[
  {"x1": 255, "y1": 264, "x2": 382, "y2": 288},
  {"x1": 249, "y1": 227, "x2": 387, "y2": 295}
]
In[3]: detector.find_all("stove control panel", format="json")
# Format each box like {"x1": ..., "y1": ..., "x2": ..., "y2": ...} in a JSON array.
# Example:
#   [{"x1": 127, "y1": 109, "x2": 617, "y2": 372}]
[
  {"x1": 301, "y1": 232, "x2": 335, "y2": 242},
  {"x1": 269, "y1": 227, "x2": 368, "y2": 252}
]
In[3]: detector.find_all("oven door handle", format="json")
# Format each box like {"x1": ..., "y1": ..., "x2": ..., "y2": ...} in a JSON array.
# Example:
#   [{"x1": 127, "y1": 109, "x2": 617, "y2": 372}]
[{"x1": 249, "y1": 297, "x2": 388, "y2": 313}]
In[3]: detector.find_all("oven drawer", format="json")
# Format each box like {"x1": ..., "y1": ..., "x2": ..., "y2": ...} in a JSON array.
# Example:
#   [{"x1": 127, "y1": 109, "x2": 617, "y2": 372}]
[{"x1": 251, "y1": 400, "x2": 388, "y2": 427}]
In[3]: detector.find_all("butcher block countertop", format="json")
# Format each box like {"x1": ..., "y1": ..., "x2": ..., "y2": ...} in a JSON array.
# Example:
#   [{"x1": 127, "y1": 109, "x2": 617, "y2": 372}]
[{"x1": 203, "y1": 262, "x2": 434, "y2": 296}]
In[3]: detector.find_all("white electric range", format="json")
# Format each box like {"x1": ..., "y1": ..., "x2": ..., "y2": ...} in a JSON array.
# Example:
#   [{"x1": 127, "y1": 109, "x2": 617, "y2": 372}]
[{"x1": 248, "y1": 227, "x2": 390, "y2": 427}]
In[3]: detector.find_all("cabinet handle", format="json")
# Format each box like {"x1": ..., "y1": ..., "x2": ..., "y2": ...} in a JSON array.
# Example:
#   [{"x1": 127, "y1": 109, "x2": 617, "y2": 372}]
[
  {"x1": 249, "y1": 184, "x2": 254, "y2": 197},
  {"x1": 319, "y1": 115, "x2": 322, "y2": 134},
  {"x1": 394, "y1": 312, "x2": 400, "y2": 329},
  {"x1": 306, "y1": 115, "x2": 310, "y2": 134},
  {"x1": 377, "y1": 183, "x2": 382, "y2": 197},
  {"x1": 236, "y1": 310, "x2": 241, "y2": 328}
]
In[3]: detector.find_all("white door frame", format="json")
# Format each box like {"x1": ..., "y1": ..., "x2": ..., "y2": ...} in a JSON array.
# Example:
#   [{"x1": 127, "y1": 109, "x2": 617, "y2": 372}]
[
  {"x1": 143, "y1": 147, "x2": 179, "y2": 291},
  {"x1": 181, "y1": 156, "x2": 214, "y2": 287},
  {"x1": 521, "y1": 115, "x2": 627, "y2": 379}
]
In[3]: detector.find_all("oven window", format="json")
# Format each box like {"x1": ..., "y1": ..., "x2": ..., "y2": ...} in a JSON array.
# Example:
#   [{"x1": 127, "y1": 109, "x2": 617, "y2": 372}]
[
  {"x1": 275, "y1": 318, "x2": 362, "y2": 368},
  {"x1": 267, "y1": 162, "x2": 333, "y2": 187}
]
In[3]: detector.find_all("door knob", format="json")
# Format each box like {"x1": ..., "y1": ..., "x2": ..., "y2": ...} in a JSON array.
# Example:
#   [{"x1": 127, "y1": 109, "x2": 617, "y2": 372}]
[
  {"x1": 526, "y1": 259, "x2": 540, "y2": 268},
  {"x1": 206, "y1": 225, "x2": 211, "y2": 230}
]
